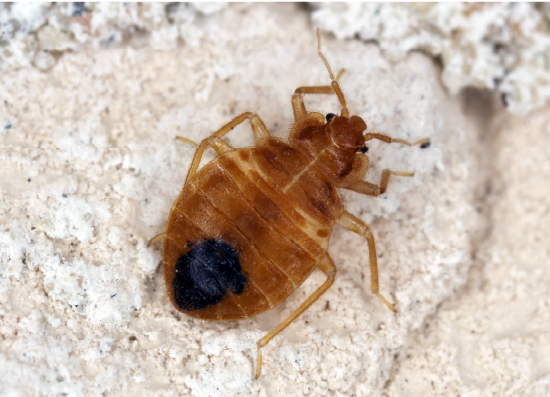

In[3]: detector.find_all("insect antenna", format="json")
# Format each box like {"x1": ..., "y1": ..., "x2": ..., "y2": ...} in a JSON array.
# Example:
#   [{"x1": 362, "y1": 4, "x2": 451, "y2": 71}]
[{"x1": 317, "y1": 28, "x2": 349, "y2": 118}]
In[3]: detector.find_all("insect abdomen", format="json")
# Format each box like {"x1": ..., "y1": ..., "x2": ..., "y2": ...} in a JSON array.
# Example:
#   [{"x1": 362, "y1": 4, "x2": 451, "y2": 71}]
[
  {"x1": 173, "y1": 239, "x2": 245, "y2": 310},
  {"x1": 249, "y1": 138, "x2": 344, "y2": 223},
  {"x1": 164, "y1": 155, "x2": 334, "y2": 320},
  {"x1": 163, "y1": 137, "x2": 344, "y2": 320}
]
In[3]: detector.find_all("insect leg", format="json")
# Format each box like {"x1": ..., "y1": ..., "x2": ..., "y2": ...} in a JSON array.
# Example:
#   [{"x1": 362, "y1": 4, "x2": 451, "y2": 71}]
[
  {"x1": 253, "y1": 253, "x2": 337, "y2": 380},
  {"x1": 182, "y1": 112, "x2": 271, "y2": 186},
  {"x1": 291, "y1": 88, "x2": 331, "y2": 121},
  {"x1": 317, "y1": 27, "x2": 349, "y2": 117},
  {"x1": 344, "y1": 170, "x2": 414, "y2": 197},
  {"x1": 292, "y1": 70, "x2": 345, "y2": 121},
  {"x1": 291, "y1": 86, "x2": 339, "y2": 121},
  {"x1": 364, "y1": 132, "x2": 430, "y2": 148},
  {"x1": 147, "y1": 233, "x2": 165, "y2": 246},
  {"x1": 346, "y1": 131, "x2": 429, "y2": 196},
  {"x1": 210, "y1": 112, "x2": 271, "y2": 142},
  {"x1": 336, "y1": 211, "x2": 397, "y2": 312},
  {"x1": 175, "y1": 136, "x2": 198, "y2": 146},
  {"x1": 291, "y1": 30, "x2": 348, "y2": 120}
]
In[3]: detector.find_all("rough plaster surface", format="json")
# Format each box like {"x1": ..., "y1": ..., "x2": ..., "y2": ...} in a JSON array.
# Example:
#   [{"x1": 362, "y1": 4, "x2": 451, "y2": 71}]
[
  {"x1": 3, "y1": 2, "x2": 550, "y2": 116},
  {"x1": 386, "y1": 107, "x2": 550, "y2": 397},
  {"x1": 313, "y1": 2, "x2": 550, "y2": 116},
  {"x1": 0, "y1": 3, "x2": 548, "y2": 397}
]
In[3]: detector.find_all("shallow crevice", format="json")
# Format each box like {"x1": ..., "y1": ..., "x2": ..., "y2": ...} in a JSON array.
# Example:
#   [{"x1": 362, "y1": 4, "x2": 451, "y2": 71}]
[
  {"x1": 456, "y1": 87, "x2": 502, "y2": 294},
  {"x1": 382, "y1": 86, "x2": 505, "y2": 394}
]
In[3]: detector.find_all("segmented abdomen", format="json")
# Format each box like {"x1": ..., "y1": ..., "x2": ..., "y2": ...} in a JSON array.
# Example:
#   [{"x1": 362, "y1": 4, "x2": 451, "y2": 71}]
[{"x1": 163, "y1": 138, "x2": 342, "y2": 320}]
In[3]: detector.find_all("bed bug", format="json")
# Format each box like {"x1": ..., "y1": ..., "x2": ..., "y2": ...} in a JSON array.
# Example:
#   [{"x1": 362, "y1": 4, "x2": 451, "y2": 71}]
[{"x1": 149, "y1": 29, "x2": 430, "y2": 379}]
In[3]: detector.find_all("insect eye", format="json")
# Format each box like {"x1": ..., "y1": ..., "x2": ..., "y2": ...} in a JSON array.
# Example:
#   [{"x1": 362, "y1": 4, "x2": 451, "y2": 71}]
[
  {"x1": 325, "y1": 113, "x2": 336, "y2": 122},
  {"x1": 360, "y1": 146, "x2": 369, "y2": 154}
]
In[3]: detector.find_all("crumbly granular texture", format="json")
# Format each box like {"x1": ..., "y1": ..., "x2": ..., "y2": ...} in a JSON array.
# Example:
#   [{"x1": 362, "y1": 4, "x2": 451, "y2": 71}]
[
  {"x1": 3, "y1": 3, "x2": 550, "y2": 116},
  {"x1": 385, "y1": 107, "x2": 550, "y2": 397},
  {"x1": 313, "y1": 3, "x2": 550, "y2": 116},
  {"x1": 0, "y1": 3, "x2": 547, "y2": 397}
]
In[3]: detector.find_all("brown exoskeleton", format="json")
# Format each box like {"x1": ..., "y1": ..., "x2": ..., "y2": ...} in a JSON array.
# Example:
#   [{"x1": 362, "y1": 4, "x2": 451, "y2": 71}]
[{"x1": 150, "y1": 29, "x2": 430, "y2": 379}]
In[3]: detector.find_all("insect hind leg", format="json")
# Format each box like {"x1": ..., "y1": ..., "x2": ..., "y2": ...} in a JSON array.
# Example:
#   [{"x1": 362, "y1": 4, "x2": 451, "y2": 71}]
[{"x1": 253, "y1": 253, "x2": 337, "y2": 380}]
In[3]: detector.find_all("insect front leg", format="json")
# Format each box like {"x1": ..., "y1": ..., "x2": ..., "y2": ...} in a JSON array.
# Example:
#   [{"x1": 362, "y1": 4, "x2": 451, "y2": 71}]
[
  {"x1": 293, "y1": 28, "x2": 351, "y2": 117},
  {"x1": 180, "y1": 112, "x2": 271, "y2": 186},
  {"x1": 253, "y1": 253, "x2": 337, "y2": 380},
  {"x1": 336, "y1": 211, "x2": 396, "y2": 312},
  {"x1": 344, "y1": 169, "x2": 414, "y2": 197},
  {"x1": 291, "y1": 88, "x2": 332, "y2": 121},
  {"x1": 291, "y1": 69, "x2": 345, "y2": 121},
  {"x1": 346, "y1": 132, "x2": 430, "y2": 196}
]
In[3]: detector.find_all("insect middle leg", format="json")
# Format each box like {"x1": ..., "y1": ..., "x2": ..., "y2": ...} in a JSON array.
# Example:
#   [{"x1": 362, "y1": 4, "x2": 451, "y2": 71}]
[
  {"x1": 253, "y1": 253, "x2": 337, "y2": 379},
  {"x1": 181, "y1": 112, "x2": 271, "y2": 186},
  {"x1": 336, "y1": 211, "x2": 396, "y2": 313}
]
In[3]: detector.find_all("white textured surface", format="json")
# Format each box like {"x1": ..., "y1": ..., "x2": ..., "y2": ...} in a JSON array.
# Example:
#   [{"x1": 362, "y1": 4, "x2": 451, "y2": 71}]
[
  {"x1": 386, "y1": 107, "x2": 550, "y2": 397},
  {"x1": 313, "y1": 3, "x2": 550, "y2": 116},
  {"x1": 0, "y1": 3, "x2": 547, "y2": 396},
  {"x1": 4, "y1": 2, "x2": 549, "y2": 114}
]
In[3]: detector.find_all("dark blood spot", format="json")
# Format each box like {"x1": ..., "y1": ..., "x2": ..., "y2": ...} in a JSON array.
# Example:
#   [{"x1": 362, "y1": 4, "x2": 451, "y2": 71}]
[
  {"x1": 173, "y1": 239, "x2": 246, "y2": 311},
  {"x1": 325, "y1": 113, "x2": 336, "y2": 122},
  {"x1": 420, "y1": 141, "x2": 431, "y2": 149}
]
